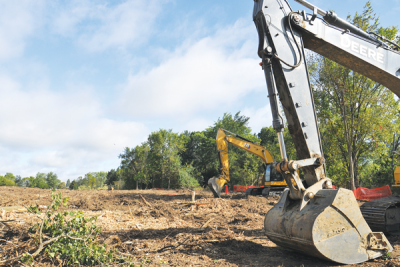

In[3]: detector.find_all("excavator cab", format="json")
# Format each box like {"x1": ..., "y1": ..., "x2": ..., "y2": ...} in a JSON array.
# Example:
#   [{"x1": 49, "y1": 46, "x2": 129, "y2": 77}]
[{"x1": 265, "y1": 164, "x2": 283, "y2": 182}]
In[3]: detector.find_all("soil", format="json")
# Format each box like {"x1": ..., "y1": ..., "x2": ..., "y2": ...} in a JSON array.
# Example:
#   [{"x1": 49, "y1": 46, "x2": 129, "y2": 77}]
[{"x1": 1, "y1": 186, "x2": 400, "y2": 266}]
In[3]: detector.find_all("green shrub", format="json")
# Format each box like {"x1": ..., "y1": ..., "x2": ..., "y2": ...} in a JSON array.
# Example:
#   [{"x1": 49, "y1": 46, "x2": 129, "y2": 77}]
[
  {"x1": 22, "y1": 192, "x2": 124, "y2": 266},
  {"x1": 96, "y1": 185, "x2": 109, "y2": 190},
  {"x1": 77, "y1": 185, "x2": 91, "y2": 190},
  {"x1": 178, "y1": 165, "x2": 200, "y2": 189},
  {"x1": 0, "y1": 178, "x2": 15, "y2": 186}
]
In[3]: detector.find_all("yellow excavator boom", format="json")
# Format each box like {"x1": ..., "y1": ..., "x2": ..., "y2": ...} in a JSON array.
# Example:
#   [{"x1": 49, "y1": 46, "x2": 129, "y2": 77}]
[{"x1": 209, "y1": 128, "x2": 282, "y2": 197}]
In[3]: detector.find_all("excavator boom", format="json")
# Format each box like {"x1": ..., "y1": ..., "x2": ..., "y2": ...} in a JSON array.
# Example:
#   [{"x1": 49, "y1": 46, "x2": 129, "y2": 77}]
[
  {"x1": 252, "y1": 0, "x2": 399, "y2": 263},
  {"x1": 208, "y1": 128, "x2": 283, "y2": 197}
]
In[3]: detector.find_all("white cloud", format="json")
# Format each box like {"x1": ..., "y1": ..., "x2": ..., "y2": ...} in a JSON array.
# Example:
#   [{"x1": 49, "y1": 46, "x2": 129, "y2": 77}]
[
  {"x1": 51, "y1": 0, "x2": 167, "y2": 52},
  {"x1": 0, "y1": 75, "x2": 148, "y2": 180},
  {"x1": 117, "y1": 20, "x2": 264, "y2": 119},
  {"x1": 242, "y1": 104, "x2": 273, "y2": 133},
  {"x1": 0, "y1": 0, "x2": 45, "y2": 59},
  {"x1": 51, "y1": 0, "x2": 94, "y2": 37},
  {"x1": 180, "y1": 117, "x2": 214, "y2": 133}
]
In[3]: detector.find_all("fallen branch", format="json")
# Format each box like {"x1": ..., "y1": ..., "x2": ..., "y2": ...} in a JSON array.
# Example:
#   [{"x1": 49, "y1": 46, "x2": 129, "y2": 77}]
[
  {"x1": 157, "y1": 235, "x2": 192, "y2": 253},
  {"x1": 0, "y1": 233, "x2": 62, "y2": 264},
  {"x1": 0, "y1": 220, "x2": 15, "y2": 223},
  {"x1": 128, "y1": 204, "x2": 135, "y2": 219},
  {"x1": 0, "y1": 239, "x2": 17, "y2": 247},
  {"x1": 200, "y1": 218, "x2": 214, "y2": 229},
  {"x1": 0, "y1": 221, "x2": 12, "y2": 229},
  {"x1": 139, "y1": 195, "x2": 152, "y2": 207}
]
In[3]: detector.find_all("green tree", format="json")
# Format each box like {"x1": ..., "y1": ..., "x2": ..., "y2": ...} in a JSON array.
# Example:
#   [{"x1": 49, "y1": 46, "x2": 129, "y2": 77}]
[
  {"x1": 0, "y1": 174, "x2": 15, "y2": 186},
  {"x1": 94, "y1": 172, "x2": 107, "y2": 188},
  {"x1": 180, "y1": 112, "x2": 263, "y2": 186},
  {"x1": 258, "y1": 126, "x2": 296, "y2": 161},
  {"x1": 147, "y1": 129, "x2": 184, "y2": 189},
  {"x1": 105, "y1": 169, "x2": 120, "y2": 187},
  {"x1": 22, "y1": 176, "x2": 35, "y2": 187},
  {"x1": 178, "y1": 164, "x2": 200, "y2": 189},
  {"x1": 119, "y1": 143, "x2": 149, "y2": 190},
  {"x1": 69, "y1": 180, "x2": 77, "y2": 190},
  {"x1": 308, "y1": 2, "x2": 400, "y2": 189},
  {"x1": 85, "y1": 173, "x2": 96, "y2": 189},
  {"x1": 35, "y1": 173, "x2": 49, "y2": 189},
  {"x1": 66, "y1": 179, "x2": 71, "y2": 188},
  {"x1": 4, "y1": 173, "x2": 15, "y2": 181},
  {"x1": 14, "y1": 175, "x2": 23, "y2": 186},
  {"x1": 46, "y1": 172, "x2": 61, "y2": 189},
  {"x1": 180, "y1": 131, "x2": 216, "y2": 185}
]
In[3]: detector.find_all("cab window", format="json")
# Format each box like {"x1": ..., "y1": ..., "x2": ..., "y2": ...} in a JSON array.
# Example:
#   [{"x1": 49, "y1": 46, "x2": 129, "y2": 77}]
[{"x1": 265, "y1": 165, "x2": 271, "y2": 182}]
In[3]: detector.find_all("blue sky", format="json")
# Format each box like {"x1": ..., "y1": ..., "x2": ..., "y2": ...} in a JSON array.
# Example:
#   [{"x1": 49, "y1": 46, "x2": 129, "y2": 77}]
[{"x1": 0, "y1": 0, "x2": 398, "y2": 181}]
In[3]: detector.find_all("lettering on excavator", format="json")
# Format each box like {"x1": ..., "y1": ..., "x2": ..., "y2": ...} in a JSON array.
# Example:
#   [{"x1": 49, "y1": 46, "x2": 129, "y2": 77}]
[{"x1": 341, "y1": 35, "x2": 385, "y2": 64}]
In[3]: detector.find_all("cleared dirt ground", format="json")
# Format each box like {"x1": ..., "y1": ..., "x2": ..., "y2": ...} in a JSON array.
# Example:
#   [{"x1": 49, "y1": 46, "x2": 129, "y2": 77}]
[{"x1": 1, "y1": 186, "x2": 400, "y2": 266}]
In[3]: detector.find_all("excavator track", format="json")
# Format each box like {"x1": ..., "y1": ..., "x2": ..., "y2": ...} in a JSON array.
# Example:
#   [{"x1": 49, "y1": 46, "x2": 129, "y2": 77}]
[{"x1": 360, "y1": 196, "x2": 400, "y2": 233}]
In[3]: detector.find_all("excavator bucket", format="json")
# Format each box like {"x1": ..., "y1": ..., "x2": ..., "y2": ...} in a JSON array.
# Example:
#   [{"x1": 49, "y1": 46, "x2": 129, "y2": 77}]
[
  {"x1": 208, "y1": 176, "x2": 225, "y2": 198},
  {"x1": 265, "y1": 188, "x2": 392, "y2": 264}
]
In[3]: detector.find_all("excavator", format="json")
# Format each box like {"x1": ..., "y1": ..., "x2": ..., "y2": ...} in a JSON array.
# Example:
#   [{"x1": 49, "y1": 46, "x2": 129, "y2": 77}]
[
  {"x1": 209, "y1": 128, "x2": 288, "y2": 198},
  {"x1": 208, "y1": 0, "x2": 400, "y2": 264}
]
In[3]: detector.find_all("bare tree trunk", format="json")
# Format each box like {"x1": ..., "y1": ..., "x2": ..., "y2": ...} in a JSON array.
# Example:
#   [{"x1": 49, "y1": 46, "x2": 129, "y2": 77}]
[
  {"x1": 161, "y1": 167, "x2": 164, "y2": 189},
  {"x1": 136, "y1": 180, "x2": 138, "y2": 190},
  {"x1": 349, "y1": 157, "x2": 355, "y2": 190},
  {"x1": 168, "y1": 176, "x2": 170, "y2": 189},
  {"x1": 354, "y1": 154, "x2": 359, "y2": 188}
]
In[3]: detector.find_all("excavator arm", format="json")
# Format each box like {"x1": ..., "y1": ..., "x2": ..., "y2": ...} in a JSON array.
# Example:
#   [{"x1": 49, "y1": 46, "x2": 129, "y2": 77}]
[
  {"x1": 251, "y1": 0, "x2": 399, "y2": 264},
  {"x1": 209, "y1": 128, "x2": 274, "y2": 197},
  {"x1": 294, "y1": 0, "x2": 400, "y2": 98}
]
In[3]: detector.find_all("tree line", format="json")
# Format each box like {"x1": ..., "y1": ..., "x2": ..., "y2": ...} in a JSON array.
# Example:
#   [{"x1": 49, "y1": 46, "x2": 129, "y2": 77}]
[
  {"x1": 105, "y1": 112, "x2": 289, "y2": 190},
  {"x1": 1, "y1": 2, "x2": 399, "y2": 191},
  {"x1": 0, "y1": 172, "x2": 62, "y2": 188},
  {"x1": 0, "y1": 171, "x2": 108, "y2": 190}
]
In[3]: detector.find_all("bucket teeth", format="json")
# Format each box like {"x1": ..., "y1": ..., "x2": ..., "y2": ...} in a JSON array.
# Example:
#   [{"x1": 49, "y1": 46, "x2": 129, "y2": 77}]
[
  {"x1": 367, "y1": 232, "x2": 392, "y2": 251},
  {"x1": 264, "y1": 188, "x2": 393, "y2": 264}
]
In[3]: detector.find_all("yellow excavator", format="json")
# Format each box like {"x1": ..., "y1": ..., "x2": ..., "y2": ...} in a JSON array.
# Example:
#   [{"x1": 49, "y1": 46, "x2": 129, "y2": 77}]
[
  {"x1": 208, "y1": 0, "x2": 400, "y2": 264},
  {"x1": 208, "y1": 128, "x2": 288, "y2": 197},
  {"x1": 394, "y1": 167, "x2": 400, "y2": 187}
]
